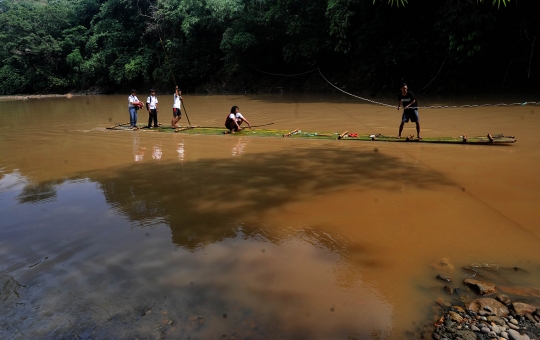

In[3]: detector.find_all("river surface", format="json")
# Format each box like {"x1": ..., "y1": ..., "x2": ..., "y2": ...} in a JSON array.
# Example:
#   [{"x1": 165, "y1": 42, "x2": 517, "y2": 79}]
[{"x1": 0, "y1": 93, "x2": 539, "y2": 339}]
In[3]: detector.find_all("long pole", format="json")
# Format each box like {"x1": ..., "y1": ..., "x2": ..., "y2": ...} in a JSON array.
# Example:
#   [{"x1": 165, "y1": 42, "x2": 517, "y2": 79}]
[{"x1": 160, "y1": 38, "x2": 192, "y2": 125}]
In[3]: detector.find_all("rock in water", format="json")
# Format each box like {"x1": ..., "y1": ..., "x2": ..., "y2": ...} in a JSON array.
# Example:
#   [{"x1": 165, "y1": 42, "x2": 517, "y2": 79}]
[
  {"x1": 463, "y1": 278, "x2": 497, "y2": 295},
  {"x1": 468, "y1": 298, "x2": 509, "y2": 317},
  {"x1": 437, "y1": 274, "x2": 452, "y2": 282}
]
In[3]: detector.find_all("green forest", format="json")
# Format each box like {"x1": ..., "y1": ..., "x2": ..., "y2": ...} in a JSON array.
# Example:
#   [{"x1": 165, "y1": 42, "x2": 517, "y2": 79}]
[{"x1": 0, "y1": 0, "x2": 538, "y2": 95}]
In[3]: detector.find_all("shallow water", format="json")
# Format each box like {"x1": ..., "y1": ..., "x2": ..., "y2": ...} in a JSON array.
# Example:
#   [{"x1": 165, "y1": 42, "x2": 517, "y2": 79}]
[{"x1": 1, "y1": 93, "x2": 539, "y2": 339}]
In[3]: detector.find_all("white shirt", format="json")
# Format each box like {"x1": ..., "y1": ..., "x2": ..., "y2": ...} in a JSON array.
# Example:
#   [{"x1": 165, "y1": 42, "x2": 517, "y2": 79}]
[
  {"x1": 228, "y1": 112, "x2": 245, "y2": 121},
  {"x1": 147, "y1": 95, "x2": 158, "y2": 109},
  {"x1": 173, "y1": 94, "x2": 181, "y2": 109},
  {"x1": 128, "y1": 95, "x2": 139, "y2": 108}
]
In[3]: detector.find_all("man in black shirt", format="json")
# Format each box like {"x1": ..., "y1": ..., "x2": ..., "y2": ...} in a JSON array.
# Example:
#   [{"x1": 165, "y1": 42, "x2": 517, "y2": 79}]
[{"x1": 397, "y1": 83, "x2": 420, "y2": 139}]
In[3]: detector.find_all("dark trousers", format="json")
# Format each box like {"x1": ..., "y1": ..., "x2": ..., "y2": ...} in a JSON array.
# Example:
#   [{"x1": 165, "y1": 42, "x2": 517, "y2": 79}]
[{"x1": 148, "y1": 109, "x2": 158, "y2": 127}]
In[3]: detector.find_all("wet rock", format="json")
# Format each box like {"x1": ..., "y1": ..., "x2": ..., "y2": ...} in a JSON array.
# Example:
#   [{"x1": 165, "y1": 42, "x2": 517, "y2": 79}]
[
  {"x1": 444, "y1": 285, "x2": 454, "y2": 294},
  {"x1": 525, "y1": 313, "x2": 536, "y2": 323},
  {"x1": 507, "y1": 322, "x2": 520, "y2": 330},
  {"x1": 455, "y1": 330, "x2": 477, "y2": 340},
  {"x1": 507, "y1": 329, "x2": 530, "y2": 340},
  {"x1": 497, "y1": 294, "x2": 513, "y2": 306},
  {"x1": 487, "y1": 316, "x2": 505, "y2": 325},
  {"x1": 452, "y1": 306, "x2": 465, "y2": 313},
  {"x1": 437, "y1": 274, "x2": 453, "y2": 282},
  {"x1": 464, "y1": 265, "x2": 529, "y2": 280},
  {"x1": 448, "y1": 311, "x2": 463, "y2": 323},
  {"x1": 464, "y1": 278, "x2": 497, "y2": 295},
  {"x1": 468, "y1": 298, "x2": 509, "y2": 317},
  {"x1": 436, "y1": 298, "x2": 451, "y2": 307},
  {"x1": 513, "y1": 302, "x2": 538, "y2": 316},
  {"x1": 481, "y1": 326, "x2": 491, "y2": 334},
  {"x1": 471, "y1": 325, "x2": 480, "y2": 332}
]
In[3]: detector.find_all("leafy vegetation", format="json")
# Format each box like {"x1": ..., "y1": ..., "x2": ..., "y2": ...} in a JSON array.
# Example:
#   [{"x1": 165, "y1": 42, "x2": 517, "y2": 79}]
[{"x1": 0, "y1": 0, "x2": 538, "y2": 94}]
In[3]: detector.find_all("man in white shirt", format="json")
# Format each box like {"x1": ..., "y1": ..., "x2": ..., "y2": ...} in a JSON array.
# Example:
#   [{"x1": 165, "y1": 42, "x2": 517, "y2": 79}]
[
  {"x1": 128, "y1": 89, "x2": 142, "y2": 129},
  {"x1": 171, "y1": 86, "x2": 183, "y2": 128},
  {"x1": 146, "y1": 89, "x2": 159, "y2": 128}
]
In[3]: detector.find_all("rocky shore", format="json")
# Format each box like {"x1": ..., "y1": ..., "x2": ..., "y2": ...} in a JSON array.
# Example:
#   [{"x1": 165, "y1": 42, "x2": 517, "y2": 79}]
[{"x1": 409, "y1": 262, "x2": 540, "y2": 340}]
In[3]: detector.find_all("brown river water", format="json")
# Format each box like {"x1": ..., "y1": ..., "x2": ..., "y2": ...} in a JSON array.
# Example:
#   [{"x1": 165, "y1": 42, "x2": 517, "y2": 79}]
[{"x1": 0, "y1": 93, "x2": 539, "y2": 339}]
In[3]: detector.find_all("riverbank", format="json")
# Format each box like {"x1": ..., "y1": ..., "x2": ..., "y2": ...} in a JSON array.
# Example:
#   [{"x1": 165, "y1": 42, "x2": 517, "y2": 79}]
[
  {"x1": 0, "y1": 94, "x2": 82, "y2": 101},
  {"x1": 408, "y1": 261, "x2": 540, "y2": 340}
]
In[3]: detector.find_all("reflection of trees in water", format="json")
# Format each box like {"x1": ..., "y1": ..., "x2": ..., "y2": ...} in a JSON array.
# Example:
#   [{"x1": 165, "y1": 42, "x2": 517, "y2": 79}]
[
  {"x1": 18, "y1": 182, "x2": 59, "y2": 204},
  {"x1": 87, "y1": 147, "x2": 454, "y2": 252},
  {"x1": 5, "y1": 147, "x2": 456, "y2": 339}
]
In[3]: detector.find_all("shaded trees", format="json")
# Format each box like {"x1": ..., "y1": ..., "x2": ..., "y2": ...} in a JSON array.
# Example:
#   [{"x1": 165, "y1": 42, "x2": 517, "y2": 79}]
[{"x1": 0, "y1": 0, "x2": 539, "y2": 94}]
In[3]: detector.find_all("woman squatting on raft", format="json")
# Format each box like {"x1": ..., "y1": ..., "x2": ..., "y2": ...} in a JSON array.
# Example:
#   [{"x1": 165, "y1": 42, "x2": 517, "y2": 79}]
[{"x1": 225, "y1": 106, "x2": 251, "y2": 133}]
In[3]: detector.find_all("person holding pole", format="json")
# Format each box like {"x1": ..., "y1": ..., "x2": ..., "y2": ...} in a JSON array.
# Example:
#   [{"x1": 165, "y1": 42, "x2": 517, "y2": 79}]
[
  {"x1": 146, "y1": 89, "x2": 159, "y2": 128},
  {"x1": 171, "y1": 86, "x2": 183, "y2": 128}
]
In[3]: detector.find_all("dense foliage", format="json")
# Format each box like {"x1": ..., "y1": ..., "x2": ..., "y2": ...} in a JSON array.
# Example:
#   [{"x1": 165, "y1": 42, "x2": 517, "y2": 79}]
[{"x1": 0, "y1": 0, "x2": 538, "y2": 94}]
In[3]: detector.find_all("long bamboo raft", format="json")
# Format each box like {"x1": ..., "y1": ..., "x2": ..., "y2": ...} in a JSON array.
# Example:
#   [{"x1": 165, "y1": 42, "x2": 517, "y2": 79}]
[{"x1": 106, "y1": 123, "x2": 516, "y2": 144}]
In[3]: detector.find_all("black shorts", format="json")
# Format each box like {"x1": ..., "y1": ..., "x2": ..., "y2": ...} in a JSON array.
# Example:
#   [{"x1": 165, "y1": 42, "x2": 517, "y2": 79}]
[
  {"x1": 225, "y1": 121, "x2": 239, "y2": 131},
  {"x1": 173, "y1": 108, "x2": 182, "y2": 117}
]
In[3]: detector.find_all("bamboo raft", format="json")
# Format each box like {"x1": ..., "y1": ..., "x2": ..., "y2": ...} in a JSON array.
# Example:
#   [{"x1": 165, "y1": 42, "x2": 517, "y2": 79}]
[{"x1": 105, "y1": 123, "x2": 516, "y2": 145}]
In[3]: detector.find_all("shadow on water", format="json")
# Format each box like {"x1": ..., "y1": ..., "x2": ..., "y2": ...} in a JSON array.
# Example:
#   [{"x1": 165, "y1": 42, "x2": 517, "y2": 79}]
[
  {"x1": 1, "y1": 146, "x2": 458, "y2": 339},
  {"x1": 86, "y1": 146, "x2": 455, "y2": 250}
]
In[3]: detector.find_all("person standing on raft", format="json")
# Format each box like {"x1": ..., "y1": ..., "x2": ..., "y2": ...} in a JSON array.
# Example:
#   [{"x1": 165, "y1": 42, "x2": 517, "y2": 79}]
[
  {"x1": 171, "y1": 86, "x2": 183, "y2": 128},
  {"x1": 397, "y1": 83, "x2": 421, "y2": 139},
  {"x1": 146, "y1": 89, "x2": 159, "y2": 128},
  {"x1": 128, "y1": 89, "x2": 143, "y2": 129},
  {"x1": 225, "y1": 106, "x2": 251, "y2": 133}
]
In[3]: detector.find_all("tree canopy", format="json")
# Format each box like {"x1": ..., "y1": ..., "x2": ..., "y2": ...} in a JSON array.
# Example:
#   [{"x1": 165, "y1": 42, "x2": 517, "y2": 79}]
[{"x1": 0, "y1": 0, "x2": 538, "y2": 94}]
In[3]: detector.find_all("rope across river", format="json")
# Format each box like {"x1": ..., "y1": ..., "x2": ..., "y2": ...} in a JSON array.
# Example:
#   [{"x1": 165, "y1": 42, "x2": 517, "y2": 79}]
[{"x1": 259, "y1": 68, "x2": 540, "y2": 110}]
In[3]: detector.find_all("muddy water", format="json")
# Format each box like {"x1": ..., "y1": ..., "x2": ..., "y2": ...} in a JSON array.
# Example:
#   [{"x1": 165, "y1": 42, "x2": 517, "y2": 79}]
[{"x1": 0, "y1": 94, "x2": 539, "y2": 339}]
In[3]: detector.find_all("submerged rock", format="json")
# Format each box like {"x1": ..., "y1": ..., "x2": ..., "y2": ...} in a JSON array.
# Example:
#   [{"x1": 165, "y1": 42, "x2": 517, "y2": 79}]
[
  {"x1": 437, "y1": 274, "x2": 453, "y2": 282},
  {"x1": 500, "y1": 286, "x2": 540, "y2": 298},
  {"x1": 463, "y1": 278, "x2": 497, "y2": 295}
]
